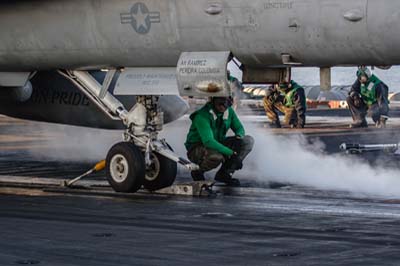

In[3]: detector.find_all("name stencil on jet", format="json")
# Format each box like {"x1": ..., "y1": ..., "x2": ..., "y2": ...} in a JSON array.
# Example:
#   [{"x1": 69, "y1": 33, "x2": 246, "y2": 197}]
[
  {"x1": 178, "y1": 60, "x2": 221, "y2": 75},
  {"x1": 264, "y1": 1, "x2": 294, "y2": 9}
]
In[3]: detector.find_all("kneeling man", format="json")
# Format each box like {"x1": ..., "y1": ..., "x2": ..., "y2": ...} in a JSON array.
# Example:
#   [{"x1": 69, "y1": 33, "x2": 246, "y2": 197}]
[
  {"x1": 185, "y1": 97, "x2": 254, "y2": 186},
  {"x1": 263, "y1": 80, "x2": 307, "y2": 128}
]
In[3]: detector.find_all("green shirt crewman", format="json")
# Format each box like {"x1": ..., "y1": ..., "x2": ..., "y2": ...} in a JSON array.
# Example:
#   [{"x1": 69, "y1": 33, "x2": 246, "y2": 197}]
[
  {"x1": 347, "y1": 67, "x2": 390, "y2": 128},
  {"x1": 185, "y1": 97, "x2": 254, "y2": 187}
]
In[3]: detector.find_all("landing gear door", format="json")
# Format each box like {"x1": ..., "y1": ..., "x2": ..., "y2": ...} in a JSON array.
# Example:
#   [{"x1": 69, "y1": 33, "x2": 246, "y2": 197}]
[
  {"x1": 115, "y1": 68, "x2": 178, "y2": 95},
  {"x1": 177, "y1": 51, "x2": 231, "y2": 97}
]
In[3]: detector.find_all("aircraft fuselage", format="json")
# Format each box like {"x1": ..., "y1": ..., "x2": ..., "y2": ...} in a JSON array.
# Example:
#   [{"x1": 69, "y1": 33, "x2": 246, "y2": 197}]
[
  {"x1": 0, "y1": 0, "x2": 399, "y2": 71},
  {"x1": 0, "y1": 71, "x2": 188, "y2": 128}
]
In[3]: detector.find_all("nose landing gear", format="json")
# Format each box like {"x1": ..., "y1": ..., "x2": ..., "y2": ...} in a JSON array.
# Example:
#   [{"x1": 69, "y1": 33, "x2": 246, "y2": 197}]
[
  {"x1": 143, "y1": 151, "x2": 177, "y2": 191},
  {"x1": 106, "y1": 96, "x2": 196, "y2": 193},
  {"x1": 60, "y1": 70, "x2": 199, "y2": 193},
  {"x1": 106, "y1": 142, "x2": 145, "y2": 193}
]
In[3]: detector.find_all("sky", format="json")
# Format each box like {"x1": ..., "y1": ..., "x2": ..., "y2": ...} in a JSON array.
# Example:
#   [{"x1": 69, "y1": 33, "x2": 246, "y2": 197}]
[{"x1": 228, "y1": 63, "x2": 400, "y2": 92}]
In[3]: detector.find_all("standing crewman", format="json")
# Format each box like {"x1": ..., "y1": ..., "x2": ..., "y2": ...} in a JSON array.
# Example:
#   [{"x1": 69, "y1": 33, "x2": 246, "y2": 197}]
[
  {"x1": 263, "y1": 80, "x2": 307, "y2": 128},
  {"x1": 185, "y1": 97, "x2": 254, "y2": 186},
  {"x1": 347, "y1": 67, "x2": 390, "y2": 128}
]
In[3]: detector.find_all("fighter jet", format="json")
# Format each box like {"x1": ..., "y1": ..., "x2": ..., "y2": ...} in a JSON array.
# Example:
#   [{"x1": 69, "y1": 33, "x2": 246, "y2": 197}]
[{"x1": 0, "y1": 0, "x2": 398, "y2": 193}]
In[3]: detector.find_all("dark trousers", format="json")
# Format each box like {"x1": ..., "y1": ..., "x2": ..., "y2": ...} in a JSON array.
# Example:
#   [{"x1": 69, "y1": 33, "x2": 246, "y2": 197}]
[
  {"x1": 187, "y1": 135, "x2": 254, "y2": 173},
  {"x1": 347, "y1": 88, "x2": 389, "y2": 123}
]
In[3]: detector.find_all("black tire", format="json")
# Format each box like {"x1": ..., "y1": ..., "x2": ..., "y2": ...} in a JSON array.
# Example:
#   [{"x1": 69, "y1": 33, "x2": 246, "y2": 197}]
[
  {"x1": 143, "y1": 152, "x2": 177, "y2": 191},
  {"x1": 106, "y1": 142, "x2": 145, "y2": 193}
]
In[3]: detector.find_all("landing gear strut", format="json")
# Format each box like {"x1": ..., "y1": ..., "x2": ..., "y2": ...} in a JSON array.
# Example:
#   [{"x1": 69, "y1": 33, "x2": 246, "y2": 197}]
[
  {"x1": 121, "y1": 95, "x2": 179, "y2": 192},
  {"x1": 59, "y1": 70, "x2": 198, "y2": 193}
]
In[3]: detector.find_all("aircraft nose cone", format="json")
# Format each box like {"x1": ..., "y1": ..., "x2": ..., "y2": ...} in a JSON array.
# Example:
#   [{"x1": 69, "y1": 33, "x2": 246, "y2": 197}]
[{"x1": 159, "y1": 96, "x2": 189, "y2": 124}]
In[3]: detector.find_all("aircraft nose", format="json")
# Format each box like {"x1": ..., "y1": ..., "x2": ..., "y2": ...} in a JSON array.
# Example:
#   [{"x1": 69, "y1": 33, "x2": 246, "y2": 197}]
[{"x1": 159, "y1": 96, "x2": 189, "y2": 124}]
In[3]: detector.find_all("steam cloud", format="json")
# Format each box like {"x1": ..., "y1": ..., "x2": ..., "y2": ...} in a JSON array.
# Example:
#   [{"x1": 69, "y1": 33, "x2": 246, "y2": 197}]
[
  {"x1": 243, "y1": 124, "x2": 400, "y2": 198},
  {"x1": 160, "y1": 117, "x2": 400, "y2": 198},
  {"x1": 26, "y1": 122, "x2": 121, "y2": 163},
  {"x1": 25, "y1": 117, "x2": 400, "y2": 198}
]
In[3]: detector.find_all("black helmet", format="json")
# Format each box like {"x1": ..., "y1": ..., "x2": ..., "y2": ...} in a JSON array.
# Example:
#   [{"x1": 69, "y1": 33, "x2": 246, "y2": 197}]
[{"x1": 211, "y1": 97, "x2": 231, "y2": 108}]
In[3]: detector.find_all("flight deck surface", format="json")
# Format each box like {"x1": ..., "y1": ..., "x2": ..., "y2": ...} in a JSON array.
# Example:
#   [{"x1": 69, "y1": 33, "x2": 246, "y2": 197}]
[{"x1": 1, "y1": 115, "x2": 400, "y2": 265}]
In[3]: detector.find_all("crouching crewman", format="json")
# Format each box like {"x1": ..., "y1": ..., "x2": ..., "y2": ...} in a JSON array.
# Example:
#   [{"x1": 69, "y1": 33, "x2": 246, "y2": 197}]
[
  {"x1": 263, "y1": 80, "x2": 307, "y2": 128},
  {"x1": 185, "y1": 97, "x2": 254, "y2": 187},
  {"x1": 347, "y1": 67, "x2": 390, "y2": 128}
]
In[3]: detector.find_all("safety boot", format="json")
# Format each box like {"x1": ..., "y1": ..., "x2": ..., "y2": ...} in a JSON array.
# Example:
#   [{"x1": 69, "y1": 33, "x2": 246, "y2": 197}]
[
  {"x1": 350, "y1": 120, "x2": 368, "y2": 128},
  {"x1": 268, "y1": 121, "x2": 282, "y2": 128},
  {"x1": 214, "y1": 169, "x2": 241, "y2": 187},
  {"x1": 376, "y1": 115, "x2": 389, "y2": 129},
  {"x1": 290, "y1": 123, "x2": 304, "y2": 129},
  {"x1": 191, "y1": 170, "x2": 205, "y2": 181}
]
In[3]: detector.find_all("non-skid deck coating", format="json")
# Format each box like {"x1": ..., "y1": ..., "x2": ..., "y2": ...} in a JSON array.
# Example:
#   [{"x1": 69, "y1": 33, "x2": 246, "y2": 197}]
[
  {"x1": 1, "y1": 115, "x2": 400, "y2": 265},
  {"x1": 2, "y1": 185, "x2": 400, "y2": 266}
]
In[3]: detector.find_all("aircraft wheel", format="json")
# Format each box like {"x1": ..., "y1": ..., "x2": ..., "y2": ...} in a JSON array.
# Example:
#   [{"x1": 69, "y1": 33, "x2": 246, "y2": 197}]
[
  {"x1": 106, "y1": 142, "x2": 145, "y2": 193},
  {"x1": 143, "y1": 152, "x2": 177, "y2": 191}
]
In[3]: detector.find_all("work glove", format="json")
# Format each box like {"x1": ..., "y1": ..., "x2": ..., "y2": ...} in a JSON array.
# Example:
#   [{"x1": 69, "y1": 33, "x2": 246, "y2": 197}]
[
  {"x1": 349, "y1": 91, "x2": 362, "y2": 107},
  {"x1": 229, "y1": 152, "x2": 243, "y2": 170},
  {"x1": 265, "y1": 89, "x2": 279, "y2": 104},
  {"x1": 354, "y1": 97, "x2": 362, "y2": 107}
]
